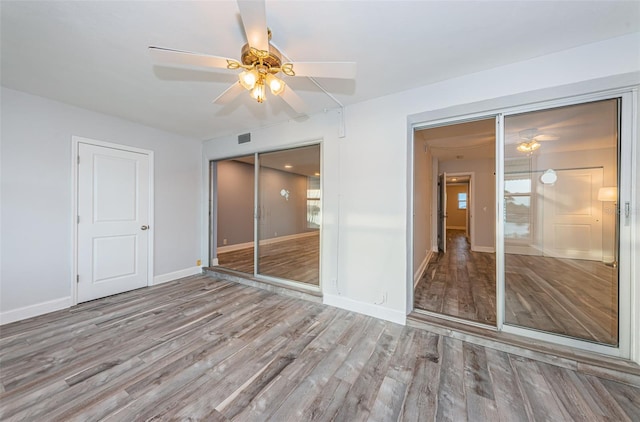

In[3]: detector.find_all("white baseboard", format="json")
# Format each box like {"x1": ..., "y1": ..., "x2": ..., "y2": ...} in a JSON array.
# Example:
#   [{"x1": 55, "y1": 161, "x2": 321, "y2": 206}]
[
  {"x1": 153, "y1": 266, "x2": 202, "y2": 285},
  {"x1": 414, "y1": 250, "x2": 433, "y2": 288},
  {"x1": 217, "y1": 240, "x2": 254, "y2": 253},
  {"x1": 323, "y1": 293, "x2": 406, "y2": 325},
  {"x1": 0, "y1": 296, "x2": 71, "y2": 325},
  {"x1": 217, "y1": 231, "x2": 319, "y2": 253},
  {"x1": 472, "y1": 246, "x2": 495, "y2": 253}
]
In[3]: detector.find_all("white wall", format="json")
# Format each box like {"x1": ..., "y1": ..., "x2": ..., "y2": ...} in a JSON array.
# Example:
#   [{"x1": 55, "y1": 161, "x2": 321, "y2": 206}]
[
  {"x1": 1, "y1": 87, "x2": 202, "y2": 321},
  {"x1": 413, "y1": 140, "x2": 433, "y2": 281},
  {"x1": 202, "y1": 33, "x2": 640, "y2": 326}
]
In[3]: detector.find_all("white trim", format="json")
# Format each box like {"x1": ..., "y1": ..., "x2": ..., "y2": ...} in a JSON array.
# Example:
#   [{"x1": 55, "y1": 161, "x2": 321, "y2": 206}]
[
  {"x1": 502, "y1": 324, "x2": 622, "y2": 357},
  {"x1": 414, "y1": 250, "x2": 433, "y2": 288},
  {"x1": 446, "y1": 225, "x2": 466, "y2": 230},
  {"x1": 323, "y1": 293, "x2": 406, "y2": 325},
  {"x1": 153, "y1": 266, "x2": 202, "y2": 285},
  {"x1": 472, "y1": 246, "x2": 496, "y2": 253},
  {"x1": 0, "y1": 297, "x2": 71, "y2": 325},
  {"x1": 71, "y1": 136, "x2": 154, "y2": 305}
]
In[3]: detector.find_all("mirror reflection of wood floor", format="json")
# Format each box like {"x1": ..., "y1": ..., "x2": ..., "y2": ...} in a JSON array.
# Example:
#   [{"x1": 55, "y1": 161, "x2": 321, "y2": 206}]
[
  {"x1": 415, "y1": 229, "x2": 619, "y2": 345},
  {"x1": 217, "y1": 231, "x2": 319, "y2": 286},
  {"x1": 415, "y1": 230, "x2": 497, "y2": 325}
]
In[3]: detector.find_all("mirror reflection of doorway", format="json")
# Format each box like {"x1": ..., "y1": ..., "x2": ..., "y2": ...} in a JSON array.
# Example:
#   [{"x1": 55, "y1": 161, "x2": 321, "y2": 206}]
[
  {"x1": 212, "y1": 144, "x2": 321, "y2": 287},
  {"x1": 413, "y1": 118, "x2": 497, "y2": 325}
]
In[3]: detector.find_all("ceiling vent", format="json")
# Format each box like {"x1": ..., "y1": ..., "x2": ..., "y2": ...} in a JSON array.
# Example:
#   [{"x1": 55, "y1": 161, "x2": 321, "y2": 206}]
[{"x1": 238, "y1": 133, "x2": 251, "y2": 144}]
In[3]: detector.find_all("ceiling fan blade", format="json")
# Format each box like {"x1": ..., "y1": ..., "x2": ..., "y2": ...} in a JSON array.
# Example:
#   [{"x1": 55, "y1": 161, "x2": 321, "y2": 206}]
[
  {"x1": 213, "y1": 82, "x2": 245, "y2": 105},
  {"x1": 149, "y1": 46, "x2": 238, "y2": 70},
  {"x1": 280, "y1": 86, "x2": 308, "y2": 114},
  {"x1": 237, "y1": 0, "x2": 269, "y2": 52},
  {"x1": 535, "y1": 135, "x2": 560, "y2": 141},
  {"x1": 287, "y1": 62, "x2": 357, "y2": 79}
]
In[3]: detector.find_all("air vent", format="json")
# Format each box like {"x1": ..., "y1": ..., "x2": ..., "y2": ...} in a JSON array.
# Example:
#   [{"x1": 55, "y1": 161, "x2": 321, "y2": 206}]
[{"x1": 238, "y1": 133, "x2": 251, "y2": 144}]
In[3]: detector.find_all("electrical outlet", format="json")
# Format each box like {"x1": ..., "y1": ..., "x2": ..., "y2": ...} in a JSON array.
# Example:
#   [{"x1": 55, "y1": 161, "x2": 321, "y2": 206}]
[
  {"x1": 196, "y1": 259, "x2": 201, "y2": 266},
  {"x1": 223, "y1": 238, "x2": 227, "y2": 245}
]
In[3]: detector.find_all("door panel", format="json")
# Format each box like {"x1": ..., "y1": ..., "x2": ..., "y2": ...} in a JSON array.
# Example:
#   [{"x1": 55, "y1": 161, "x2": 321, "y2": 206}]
[
  {"x1": 542, "y1": 168, "x2": 603, "y2": 260},
  {"x1": 77, "y1": 143, "x2": 150, "y2": 302},
  {"x1": 438, "y1": 172, "x2": 447, "y2": 253}
]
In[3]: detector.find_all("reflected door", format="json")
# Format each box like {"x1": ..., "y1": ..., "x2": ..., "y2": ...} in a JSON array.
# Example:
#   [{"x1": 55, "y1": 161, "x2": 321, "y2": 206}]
[
  {"x1": 542, "y1": 168, "x2": 603, "y2": 260},
  {"x1": 438, "y1": 173, "x2": 447, "y2": 252}
]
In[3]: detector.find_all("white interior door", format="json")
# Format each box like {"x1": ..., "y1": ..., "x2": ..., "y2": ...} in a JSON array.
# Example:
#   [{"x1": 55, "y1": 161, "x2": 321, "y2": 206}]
[
  {"x1": 542, "y1": 167, "x2": 603, "y2": 260},
  {"x1": 438, "y1": 173, "x2": 447, "y2": 253},
  {"x1": 77, "y1": 143, "x2": 151, "y2": 302}
]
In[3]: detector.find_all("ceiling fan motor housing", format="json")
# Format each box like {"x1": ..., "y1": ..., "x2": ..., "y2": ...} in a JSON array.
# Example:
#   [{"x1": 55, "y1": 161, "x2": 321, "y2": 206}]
[{"x1": 241, "y1": 43, "x2": 283, "y2": 73}]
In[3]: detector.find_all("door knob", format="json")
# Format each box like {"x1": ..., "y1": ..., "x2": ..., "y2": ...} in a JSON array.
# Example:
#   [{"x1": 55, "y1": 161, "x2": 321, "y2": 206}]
[{"x1": 141, "y1": 225, "x2": 149, "y2": 230}]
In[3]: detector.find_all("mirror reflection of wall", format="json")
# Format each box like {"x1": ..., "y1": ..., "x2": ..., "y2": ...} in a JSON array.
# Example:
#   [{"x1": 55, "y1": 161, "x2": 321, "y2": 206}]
[
  {"x1": 215, "y1": 156, "x2": 255, "y2": 275},
  {"x1": 258, "y1": 145, "x2": 321, "y2": 285}
]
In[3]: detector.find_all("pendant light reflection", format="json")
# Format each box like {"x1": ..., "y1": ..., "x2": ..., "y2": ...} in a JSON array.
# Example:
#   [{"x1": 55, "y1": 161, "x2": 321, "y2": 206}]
[{"x1": 540, "y1": 169, "x2": 557, "y2": 185}]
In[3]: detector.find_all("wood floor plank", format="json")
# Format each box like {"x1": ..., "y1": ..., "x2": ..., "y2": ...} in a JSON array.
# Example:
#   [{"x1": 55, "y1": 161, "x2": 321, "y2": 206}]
[
  {"x1": 436, "y1": 336, "x2": 468, "y2": 421},
  {"x1": 2, "y1": 273, "x2": 639, "y2": 421}
]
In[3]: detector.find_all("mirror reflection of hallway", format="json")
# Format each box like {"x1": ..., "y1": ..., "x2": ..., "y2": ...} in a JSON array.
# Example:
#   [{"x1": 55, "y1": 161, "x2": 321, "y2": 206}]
[{"x1": 413, "y1": 118, "x2": 497, "y2": 325}]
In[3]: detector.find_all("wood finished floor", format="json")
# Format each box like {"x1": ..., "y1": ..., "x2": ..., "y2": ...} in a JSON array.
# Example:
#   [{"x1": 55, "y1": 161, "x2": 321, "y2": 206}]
[
  {"x1": 415, "y1": 230, "x2": 619, "y2": 345},
  {"x1": 415, "y1": 230, "x2": 497, "y2": 325},
  {"x1": 2, "y1": 275, "x2": 639, "y2": 421},
  {"x1": 217, "y1": 232, "x2": 319, "y2": 285}
]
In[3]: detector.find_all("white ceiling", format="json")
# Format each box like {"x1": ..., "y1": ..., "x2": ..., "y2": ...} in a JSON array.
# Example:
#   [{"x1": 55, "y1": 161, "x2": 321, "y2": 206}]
[{"x1": 2, "y1": 1, "x2": 639, "y2": 141}]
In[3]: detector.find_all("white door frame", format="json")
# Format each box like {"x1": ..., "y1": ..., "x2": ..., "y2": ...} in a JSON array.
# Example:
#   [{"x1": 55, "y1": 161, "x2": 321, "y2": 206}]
[{"x1": 71, "y1": 136, "x2": 154, "y2": 306}]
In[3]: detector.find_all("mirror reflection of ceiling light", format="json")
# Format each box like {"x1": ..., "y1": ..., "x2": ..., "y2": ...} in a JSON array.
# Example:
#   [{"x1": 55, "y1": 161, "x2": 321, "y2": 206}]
[
  {"x1": 284, "y1": 164, "x2": 293, "y2": 169},
  {"x1": 517, "y1": 140, "x2": 541, "y2": 154},
  {"x1": 540, "y1": 169, "x2": 557, "y2": 184},
  {"x1": 452, "y1": 178, "x2": 457, "y2": 182},
  {"x1": 314, "y1": 172, "x2": 320, "y2": 176}
]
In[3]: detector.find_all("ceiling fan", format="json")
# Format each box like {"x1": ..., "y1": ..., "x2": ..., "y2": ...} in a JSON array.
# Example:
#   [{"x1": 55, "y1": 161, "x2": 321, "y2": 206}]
[
  {"x1": 510, "y1": 128, "x2": 559, "y2": 153},
  {"x1": 148, "y1": 0, "x2": 356, "y2": 114}
]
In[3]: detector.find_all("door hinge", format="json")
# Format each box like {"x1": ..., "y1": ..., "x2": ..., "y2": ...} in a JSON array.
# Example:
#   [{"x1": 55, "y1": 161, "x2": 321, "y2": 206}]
[
  {"x1": 77, "y1": 215, "x2": 80, "y2": 224},
  {"x1": 76, "y1": 274, "x2": 80, "y2": 283},
  {"x1": 77, "y1": 155, "x2": 80, "y2": 165}
]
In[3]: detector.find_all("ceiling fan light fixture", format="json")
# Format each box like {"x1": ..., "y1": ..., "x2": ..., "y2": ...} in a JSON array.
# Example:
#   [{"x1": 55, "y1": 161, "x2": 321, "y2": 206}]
[
  {"x1": 239, "y1": 69, "x2": 259, "y2": 90},
  {"x1": 266, "y1": 73, "x2": 285, "y2": 96},
  {"x1": 250, "y1": 80, "x2": 266, "y2": 103}
]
